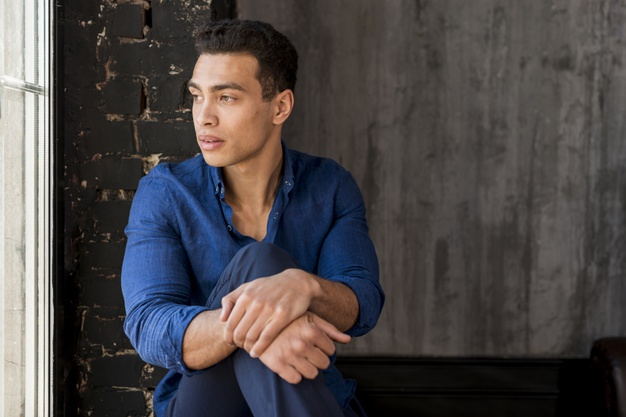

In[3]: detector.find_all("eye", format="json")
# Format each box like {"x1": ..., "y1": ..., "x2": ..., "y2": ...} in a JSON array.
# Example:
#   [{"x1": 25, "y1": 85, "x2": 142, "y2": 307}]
[
  {"x1": 220, "y1": 95, "x2": 235, "y2": 102},
  {"x1": 190, "y1": 93, "x2": 203, "y2": 103}
]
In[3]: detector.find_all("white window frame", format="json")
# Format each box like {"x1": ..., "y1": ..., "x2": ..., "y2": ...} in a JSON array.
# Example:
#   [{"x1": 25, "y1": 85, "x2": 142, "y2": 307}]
[{"x1": 0, "y1": 0, "x2": 54, "y2": 415}]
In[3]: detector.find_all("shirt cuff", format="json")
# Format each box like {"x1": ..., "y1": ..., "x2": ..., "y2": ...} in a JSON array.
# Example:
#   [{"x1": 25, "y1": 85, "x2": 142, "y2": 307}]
[
  {"x1": 164, "y1": 305, "x2": 211, "y2": 376},
  {"x1": 331, "y1": 276, "x2": 382, "y2": 337}
]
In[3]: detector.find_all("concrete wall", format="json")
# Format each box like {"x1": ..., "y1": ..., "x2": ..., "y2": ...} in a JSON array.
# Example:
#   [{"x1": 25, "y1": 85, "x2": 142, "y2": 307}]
[
  {"x1": 239, "y1": 0, "x2": 626, "y2": 357},
  {"x1": 1, "y1": 2, "x2": 27, "y2": 415}
]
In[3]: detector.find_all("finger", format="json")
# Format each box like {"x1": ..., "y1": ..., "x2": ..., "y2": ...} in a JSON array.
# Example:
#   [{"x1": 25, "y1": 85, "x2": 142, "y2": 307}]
[
  {"x1": 312, "y1": 315, "x2": 351, "y2": 344},
  {"x1": 305, "y1": 347, "x2": 332, "y2": 371},
  {"x1": 290, "y1": 357, "x2": 319, "y2": 380},
  {"x1": 260, "y1": 354, "x2": 302, "y2": 384},
  {"x1": 249, "y1": 310, "x2": 290, "y2": 358},
  {"x1": 243, "y1": 318, "x2": 269, "y2": 354},
  {"x1": 220, "y1": 286, "x2": 243, "y2": 321},
  {"x1": 233, "y1": 307, "x2": 264, "y2": 349},
  {"x1": 279, "y1": 366, "x2": 303, "y2": 385},
  {"x1": 220, "y1": 297, "x2": 235, "y2": 322},
  {"x1": 302, "y1": 324, "x2": 336, "y2": 357},
  {"x1": 222, "y1": 301, "x2": 247, "y2": 345}
]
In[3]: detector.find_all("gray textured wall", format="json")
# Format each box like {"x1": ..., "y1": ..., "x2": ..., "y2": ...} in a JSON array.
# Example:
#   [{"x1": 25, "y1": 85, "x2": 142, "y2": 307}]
[{"x1": 239, "y1": 1, "x2": 626, "y2": 357}]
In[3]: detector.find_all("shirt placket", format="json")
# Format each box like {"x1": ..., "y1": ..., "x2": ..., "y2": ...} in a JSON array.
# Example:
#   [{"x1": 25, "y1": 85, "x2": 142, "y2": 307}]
[{"x1": 264, "y1": 178, "x2": 293, "y2": 243}]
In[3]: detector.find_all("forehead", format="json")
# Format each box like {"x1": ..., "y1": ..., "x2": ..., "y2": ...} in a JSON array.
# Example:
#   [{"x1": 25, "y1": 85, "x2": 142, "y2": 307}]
[{"x1": 190, "y1": 53, "x2": 261, "y2": 90}]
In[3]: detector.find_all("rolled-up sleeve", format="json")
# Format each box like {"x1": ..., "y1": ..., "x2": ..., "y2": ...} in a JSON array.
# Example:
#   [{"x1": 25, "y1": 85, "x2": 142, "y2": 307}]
[
  {"x1": 316, "y1": 167, "x2": 385, "y2": 337},
  {"x1": 121, "y1": 172, "x2": 206, "y2": 376}
]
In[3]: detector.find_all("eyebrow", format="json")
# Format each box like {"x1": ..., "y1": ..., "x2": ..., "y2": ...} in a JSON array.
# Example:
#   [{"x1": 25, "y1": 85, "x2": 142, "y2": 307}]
[{"x1": 187, "y1": 80, "x2": 247, "y2": 92}]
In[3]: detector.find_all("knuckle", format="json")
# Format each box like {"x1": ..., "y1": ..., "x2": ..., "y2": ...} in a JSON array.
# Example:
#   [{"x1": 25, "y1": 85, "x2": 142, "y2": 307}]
[
  {"x1": 249, "y1": 298, "x2": 263, "y2": 311},
  {"x1": 293, "y1": 339, "x2": 308, "y2": 353},
  {"x1": 240, "y1": 290, "x2": 255, "y2": 302},
  {"x1": 274, "y1": 305, "x2": 288, "y2": 317},
  {"x1": 233, "y1": 329, "x2": 246, "y2": 343},
  {"x1": 257, "y1": 333, "x2": 271, "y2": 346},
  {"x1": 302, "y1": 326, "x2": 319, "y2": 340}
]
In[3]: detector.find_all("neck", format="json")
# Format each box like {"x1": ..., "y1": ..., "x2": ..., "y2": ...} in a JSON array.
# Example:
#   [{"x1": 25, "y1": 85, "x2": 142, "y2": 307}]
[{"x1": 222, "y1": 143, "x2": 284, "y2": 213}]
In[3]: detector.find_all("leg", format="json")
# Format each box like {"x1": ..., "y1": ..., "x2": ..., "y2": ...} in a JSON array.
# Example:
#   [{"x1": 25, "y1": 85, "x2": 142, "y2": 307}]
[
  {"x1": 167, "y1": 242, "x2": 346, "y2": 417},
  {"x1": 166, "y1": 355, "x2": 253, "y2": 417},
  {"x1": 232, "y1": 348, "x2": 345, "y2": 417}
]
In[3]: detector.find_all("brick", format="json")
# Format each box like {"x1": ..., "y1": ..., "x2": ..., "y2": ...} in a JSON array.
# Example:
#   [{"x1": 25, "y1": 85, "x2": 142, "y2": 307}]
[
  {"x1": 145, "y1": 42, "x2": 197, "y2": 76},
  {"x1": 81, "y1": 241, "x2": 127, "y2": 270},
  {"x1": 82, "y1": 120, "x2": 134, "y2": 155},
  {"x1": 66, "y1": 0, "x2": 105, "y2": 18},
  {"x1": 136, "y1": 120, "x2": 197, "y2": 155},
  {"x1": 78, "y1": 337, "x2": 106, "y2": 359},
  {"x1": 139, "y1": 364, "x2": 169, "y2": 389},
  {"x1": 83, "y1": 389, "x2": 146, "y2": 417},
  {"x1": 64, "y1": 24, "x2": 105, "y2": 88},
  {"x1": 108, "y1": 41, "x2": 146, "y2": 76},
  {"x1": 101, "y1": 77, "x2": 144, "y2": 115},
  {"x1": 82, "y1": 158, "x2": 144, "y2": 190},
  {"x1": 83, "y1": 314, "x2": 132, "y2": 351},
  {"x1": 110, "y1": 4, "x2": 145, "y2": 39},
  {"x1": 80, "y1": 273, "x2": 126, "y2": 316},
  {"x1": 148, "y1": 74, "x2": 192, "y2": 112},
  {"x1": 151, "y1": 0, "x2": 210, "y2": 40},
  {"x1": 93, "y1": 201, "x2": 132, "y2": 234},
  {"x1": 88, "y1": 353, "x2": 145, "y2": 387}
]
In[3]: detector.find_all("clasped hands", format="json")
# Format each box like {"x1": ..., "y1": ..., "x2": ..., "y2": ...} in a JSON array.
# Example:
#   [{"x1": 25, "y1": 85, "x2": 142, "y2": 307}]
[{"x1": 219, "y1": 268, "x2": 351, "y2": 384}]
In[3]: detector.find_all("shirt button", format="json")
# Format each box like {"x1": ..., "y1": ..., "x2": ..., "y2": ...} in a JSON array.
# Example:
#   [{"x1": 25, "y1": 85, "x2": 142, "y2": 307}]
[
  {"x1": 273, "y1": 213, "x2": 279, "y2": 220},
  {"x1": 227, "y1": 225, "x2": 233, "y2": 232},
  {"x1": 284, "y1": 180, "x2": 291, "y2": 186}
]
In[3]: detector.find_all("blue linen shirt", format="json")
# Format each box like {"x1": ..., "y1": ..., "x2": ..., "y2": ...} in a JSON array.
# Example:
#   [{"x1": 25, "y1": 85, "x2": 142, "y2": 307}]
[{"x1": 121, "y1": 143, "x2": 384, "y2": 416}]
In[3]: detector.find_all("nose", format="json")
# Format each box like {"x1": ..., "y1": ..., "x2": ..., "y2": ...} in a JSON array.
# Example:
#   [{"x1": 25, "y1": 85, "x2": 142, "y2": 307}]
[{"x1": 195, "y1": 101, "x2": 218, "y2": 126}]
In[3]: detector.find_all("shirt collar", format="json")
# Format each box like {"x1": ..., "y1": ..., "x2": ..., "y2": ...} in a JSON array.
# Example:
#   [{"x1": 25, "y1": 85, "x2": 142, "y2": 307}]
[
  {"x1": 209, "y1": 140, "x2": 294, "y2": 196},
  {"x1": 281, "y1": 140, "x2": 295, "y2": 192}
]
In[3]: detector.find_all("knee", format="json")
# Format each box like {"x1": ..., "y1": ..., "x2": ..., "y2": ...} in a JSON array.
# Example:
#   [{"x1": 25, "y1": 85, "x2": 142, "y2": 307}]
[
  {"x1": 230, "y1": 242, "x2": 299, "y2": 282},
  {"x1": 236, "y1": 242, "x2": 296, "y2": 266}
]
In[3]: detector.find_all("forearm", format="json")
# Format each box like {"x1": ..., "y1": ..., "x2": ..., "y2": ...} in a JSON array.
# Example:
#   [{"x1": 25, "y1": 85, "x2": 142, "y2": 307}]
[
  {"x1": 182, "y1": 309, "x2": 237, "y2": 370},
  {"x1": 307, "y1": 272, "x2": 359, "y2": 333}
]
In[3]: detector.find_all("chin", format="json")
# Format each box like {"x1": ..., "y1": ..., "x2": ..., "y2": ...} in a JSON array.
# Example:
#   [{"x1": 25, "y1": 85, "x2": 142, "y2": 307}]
[{"x1": 200, "y1": 153, "x2": 225, "y2": 168}]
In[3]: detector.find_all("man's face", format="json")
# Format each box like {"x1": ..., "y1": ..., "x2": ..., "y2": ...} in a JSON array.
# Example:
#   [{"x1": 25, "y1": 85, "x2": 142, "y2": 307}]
[{"x1": 188, "y1": 53, "x2": 279, "y2": 170}]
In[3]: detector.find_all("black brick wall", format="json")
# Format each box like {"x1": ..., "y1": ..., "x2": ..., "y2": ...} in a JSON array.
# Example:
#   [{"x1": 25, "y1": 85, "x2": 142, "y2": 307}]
[{"x1": 63, "y1": 1, "x2": 235, "y2": 415}]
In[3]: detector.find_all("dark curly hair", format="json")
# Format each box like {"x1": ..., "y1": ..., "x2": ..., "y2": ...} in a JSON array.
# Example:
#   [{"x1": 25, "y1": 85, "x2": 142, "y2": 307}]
[{"x1": 194, "y1": 19, "x2": 298, "y2": 101}]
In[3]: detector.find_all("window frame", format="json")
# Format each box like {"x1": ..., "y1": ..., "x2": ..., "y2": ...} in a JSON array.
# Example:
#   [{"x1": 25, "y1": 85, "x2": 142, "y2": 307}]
[{"x1": 0, "y1": 0, "x2": 55, "y2": 415}]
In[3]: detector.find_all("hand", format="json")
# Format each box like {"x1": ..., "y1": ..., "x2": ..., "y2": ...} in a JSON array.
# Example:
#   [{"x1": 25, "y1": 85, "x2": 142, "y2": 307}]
[
  {"x1": 220, "y1": 269, "x2": 322, "y2": 357},
  {"x1": 258, "y1": 312, "x2": 351, "y2": 384}
]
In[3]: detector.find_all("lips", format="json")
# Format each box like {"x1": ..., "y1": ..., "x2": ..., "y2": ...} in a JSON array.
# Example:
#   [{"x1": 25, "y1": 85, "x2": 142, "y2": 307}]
[{"x1": 198, "y1": 135, "x2": 224, "y2": 151}]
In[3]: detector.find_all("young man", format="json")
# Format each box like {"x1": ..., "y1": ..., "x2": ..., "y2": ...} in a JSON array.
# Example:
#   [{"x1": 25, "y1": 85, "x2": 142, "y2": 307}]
[{"x1": 122, "y1": 19, "x2": 384, "y2": 417}]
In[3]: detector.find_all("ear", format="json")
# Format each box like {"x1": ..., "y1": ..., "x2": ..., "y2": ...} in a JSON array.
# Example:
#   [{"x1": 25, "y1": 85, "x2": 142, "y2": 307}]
[{"x1": 272, "y1": 89, "x2": 294, "y2": 126}]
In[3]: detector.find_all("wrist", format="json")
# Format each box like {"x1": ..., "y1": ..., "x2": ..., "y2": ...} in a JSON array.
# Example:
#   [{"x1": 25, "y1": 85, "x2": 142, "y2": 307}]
[{"x1": 285, "y1": 268, "x2": 323, "y2": 300}]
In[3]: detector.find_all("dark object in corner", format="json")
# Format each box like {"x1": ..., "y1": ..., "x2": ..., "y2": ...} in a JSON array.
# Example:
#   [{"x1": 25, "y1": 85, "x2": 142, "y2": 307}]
[{"x1": 591, "y1": 337, "x2": 626, "y2": 417}]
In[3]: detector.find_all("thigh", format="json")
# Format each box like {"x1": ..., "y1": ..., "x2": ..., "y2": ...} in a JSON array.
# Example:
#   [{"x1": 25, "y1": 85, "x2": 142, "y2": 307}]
[
  {"x1": 232, "y1": 349, "x2": 345, "y2": 417},
  {"x1": 165, "y1": 355, "x2": 253, "y2": 417}
]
